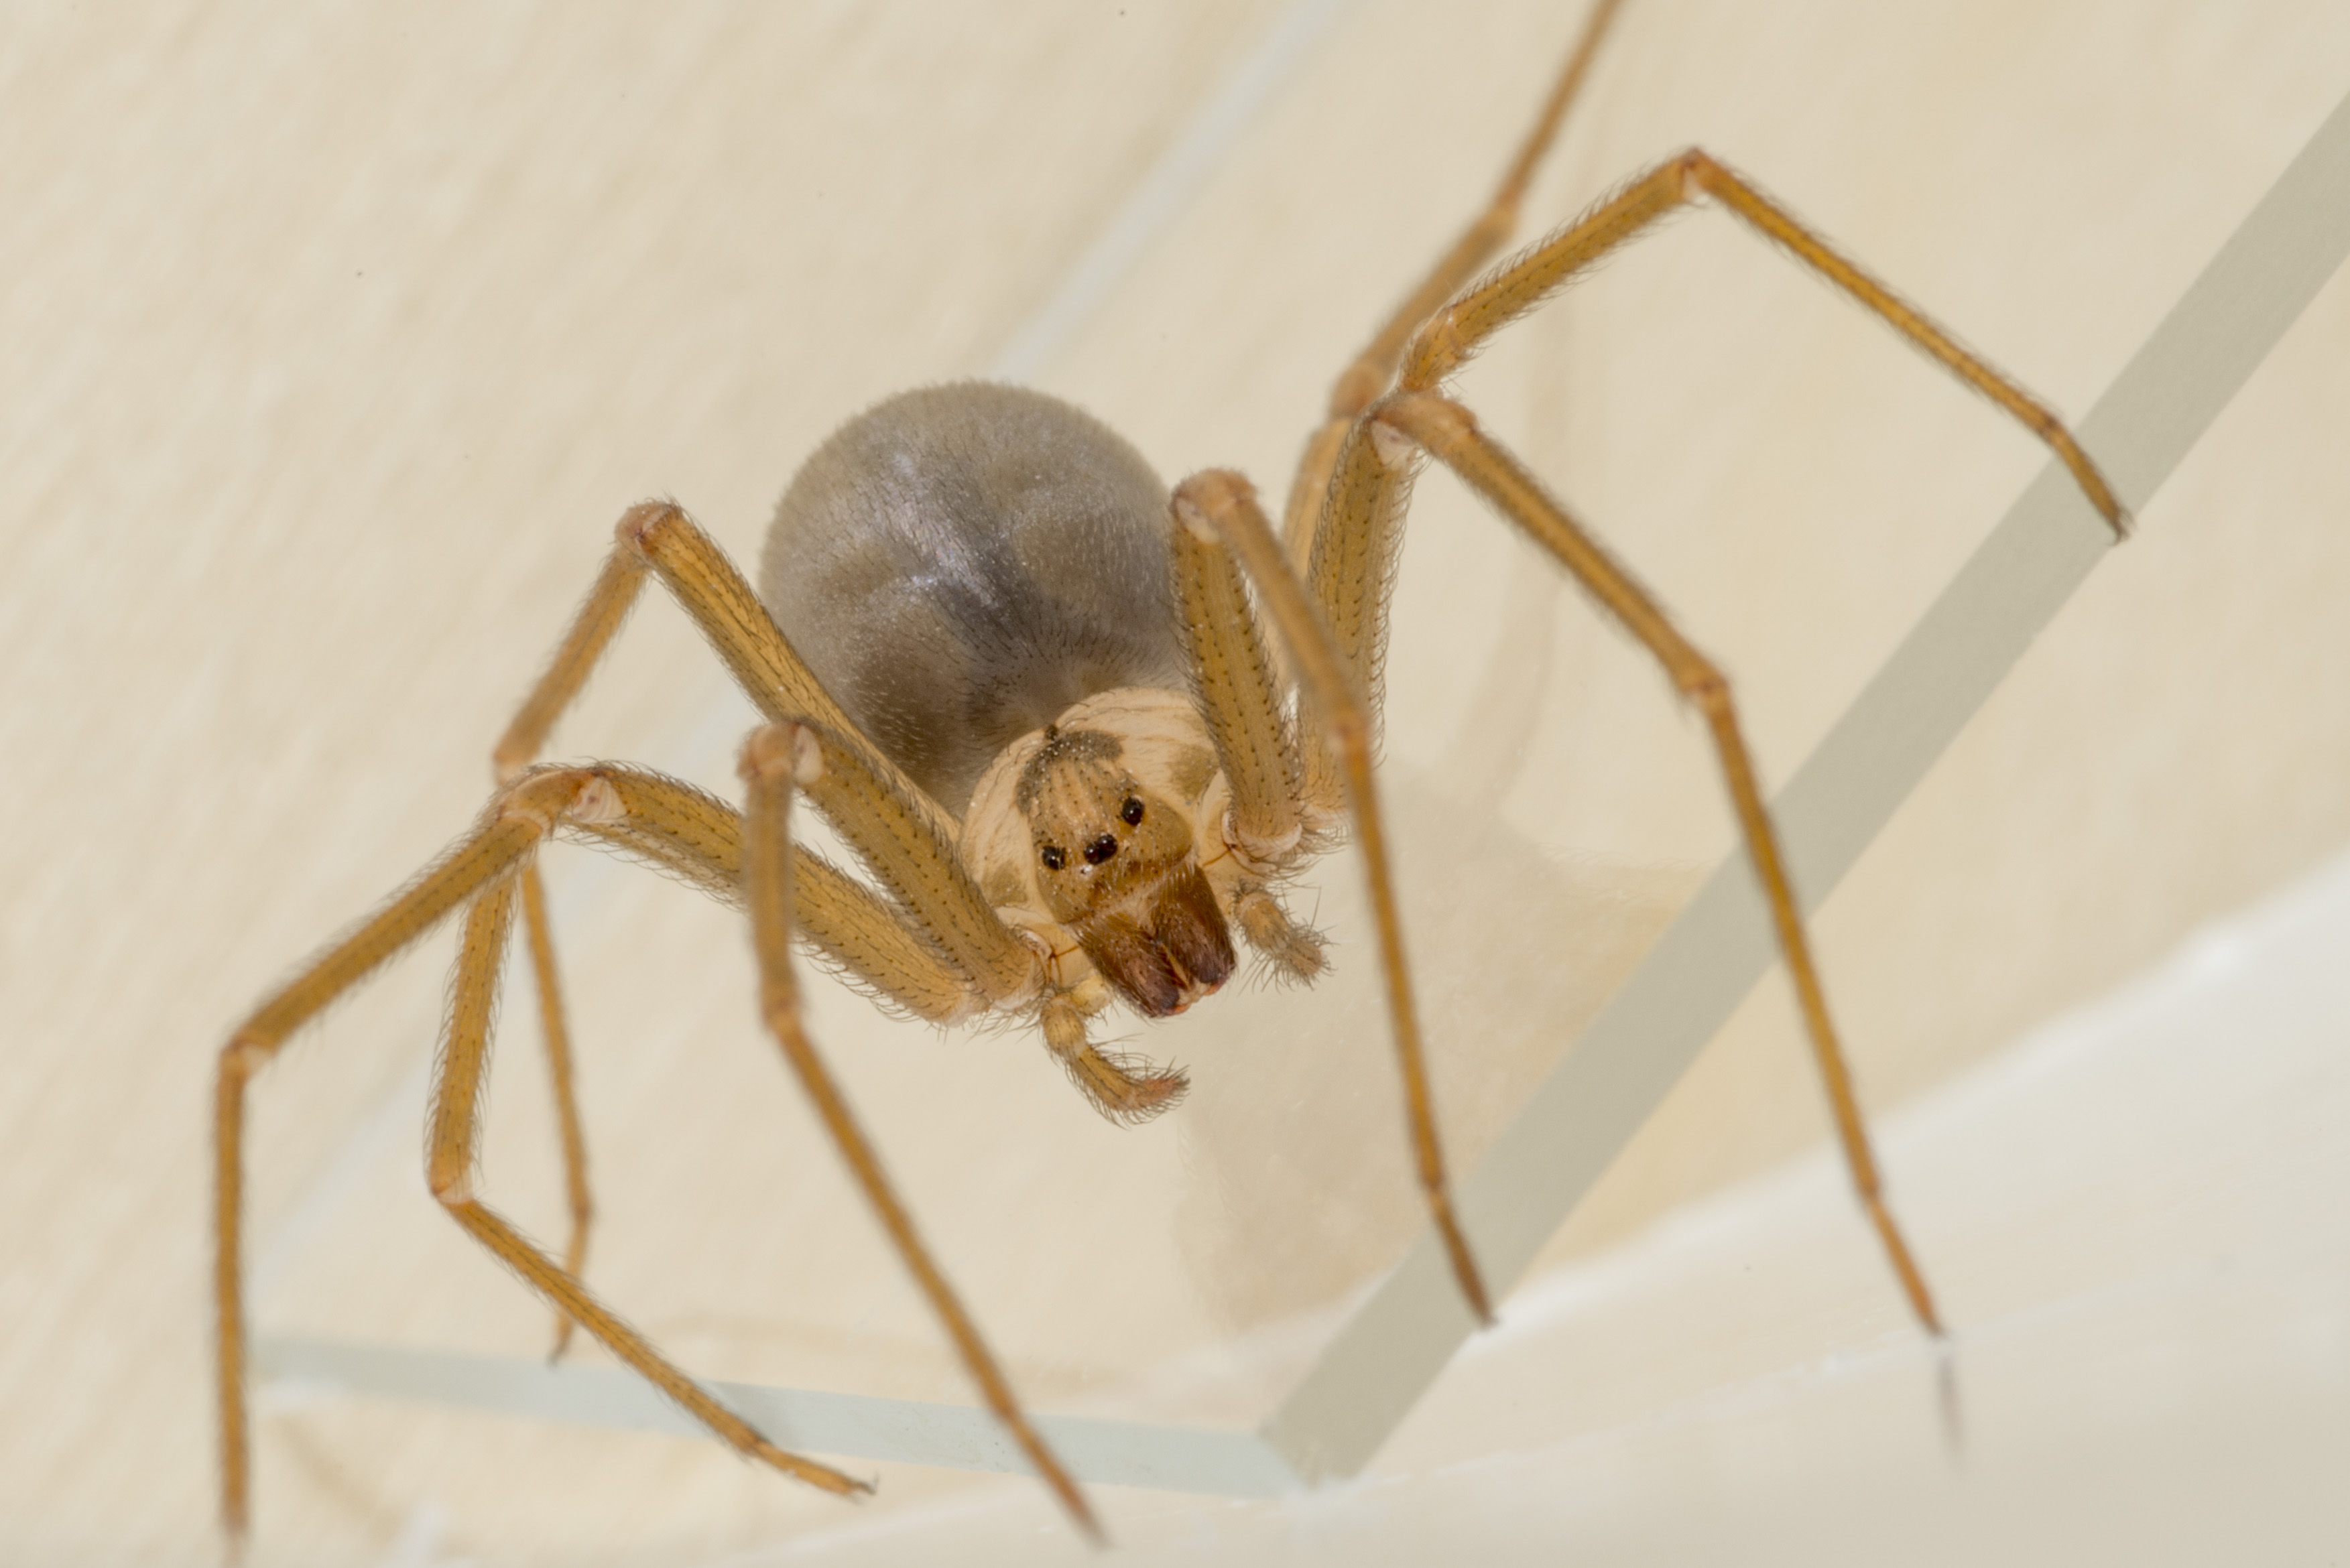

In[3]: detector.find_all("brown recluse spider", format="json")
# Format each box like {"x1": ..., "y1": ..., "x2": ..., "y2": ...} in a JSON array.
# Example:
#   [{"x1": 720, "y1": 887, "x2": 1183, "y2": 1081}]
[{"x1": 210, "y1": 0, "x2": 2126, "y2": 1549}]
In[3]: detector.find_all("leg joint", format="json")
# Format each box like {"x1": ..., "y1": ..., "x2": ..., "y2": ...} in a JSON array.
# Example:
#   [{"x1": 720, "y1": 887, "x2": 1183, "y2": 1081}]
[
  {"x1": 1373, "y1": 389, "x2": 1477, "y2": 452},
  {"x1": 759, "y1": 998, "x2": 801, "y2": 1046},
  {"x1": 1672, "y1": 145, "x2": 1719, "y2": 198},
  {"x1": 1398, "y1": 304, "x2": 1470, "y2": 393},
  {"x1": 1678, "y1": 661, "x2": 1731, "y2": 715},
  {"x1": 219, "y1": 1034, "x2": 269, "y2": 1080},
  {"x1": 495, "y1": 767, "x2": 621, "y2": 833},
  {"x1": 740, "y1": 722, "x2": 822, "y2": 789},
  {"x1": 615, "y1": 499, "x2": 687, "y2": 555}
]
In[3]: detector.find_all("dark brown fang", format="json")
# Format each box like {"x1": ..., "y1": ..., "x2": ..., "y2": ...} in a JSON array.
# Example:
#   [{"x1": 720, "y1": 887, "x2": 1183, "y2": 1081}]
[{"x1": 1074, "y1": 866, "x2": 1236, "y2": 1018}]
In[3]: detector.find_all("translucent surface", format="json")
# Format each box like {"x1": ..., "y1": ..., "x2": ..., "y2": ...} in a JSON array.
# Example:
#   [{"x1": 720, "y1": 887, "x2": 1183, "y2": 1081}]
[{"x1": 702, "y1": 836, "x2": 2350, "y2": 1565}]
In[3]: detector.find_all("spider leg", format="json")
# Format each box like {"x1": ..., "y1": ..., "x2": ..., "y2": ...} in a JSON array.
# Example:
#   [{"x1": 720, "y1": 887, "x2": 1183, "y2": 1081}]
[
  {"x1": 1282, "y1": 0, "x2": 1627, "y2": 567},
  {"x1": 1296, "y1": 159, "x2": 2131, "y2": 817},
  {"x1": 212, "y1": 769, "x2": 863, "y2": 1541},
  {"x1": 558, "y1": 765, "x2": 982, "y2": 1025},
  {"x1": 1398, "y1": 149, "x2": 2129, "y2": 533},
  {"x1": 218, "y1": 503, "x2": 1060, "y2": 1544},
  {"x1": 770, "y1": 718, "x2": 1042, "y2": 1005},
  {"x1": 515, "y1": 862, "x2": 593, "y2": 1359},
  {"x1": 1172, "y1": 471, "x2": 1492, "y2": 1325},
  {"x1": 486, "y1": 503, "x2": 1036, "y2": 1356},
  {"x1": 1373, "y1": 390, "x2": 1945, "y2": 1336},
  {"x1": 742, "y1": 726, "x2": 1104, "y2": 1543},
  {"x1": 490, "y1": 545, "x2": 650, "y2": 1357},
  {"x1": 215, "y1": 805, "x2": 534, "y2": 1541},
  {"x1": 421, "y1": 777, "x2": 871, "y2": 1500},
  {"x1": 496, "y1": 499, "x2": 1022, "y2": 988},
  {"x1": 491, "y1": 503, "x2": 1050, "y2": 1348},
  {"x1": 1278, "y1": 137, "x2": 2131, "y2": 1335},
  {"x1": 620, "y1": 503, "x2": 1040, "y2": 1004},
  {"x1": 1167, "y1": 473, "x2": 1330, "y2": 989},
  {"x1": 1170, "y1": 486, "x2": 1304, "y2": 860}
]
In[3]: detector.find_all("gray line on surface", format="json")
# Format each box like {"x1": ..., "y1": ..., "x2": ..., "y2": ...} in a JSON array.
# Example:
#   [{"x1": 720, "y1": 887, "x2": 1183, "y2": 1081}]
[{"x1": 257, "y1": 1335, "x2": 1302, "y2": 1498}]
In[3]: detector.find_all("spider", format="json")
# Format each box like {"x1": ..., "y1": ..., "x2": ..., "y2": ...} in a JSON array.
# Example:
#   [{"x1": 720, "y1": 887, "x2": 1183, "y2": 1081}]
[{"x1": 211, "y1": 0, "x2": 2126, "y2": 1549}]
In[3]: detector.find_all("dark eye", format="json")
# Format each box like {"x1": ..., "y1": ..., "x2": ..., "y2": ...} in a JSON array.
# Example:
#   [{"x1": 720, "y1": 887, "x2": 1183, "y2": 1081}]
[
  {"x1": 1040, "y1": 845, "x2": 1066, "y2": 871},
  {"x1": 1119, "y1": 796, "x2": 1144, "y2": 826}
]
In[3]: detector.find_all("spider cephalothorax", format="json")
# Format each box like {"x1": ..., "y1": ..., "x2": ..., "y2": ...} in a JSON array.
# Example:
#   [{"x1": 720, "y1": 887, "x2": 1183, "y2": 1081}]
[
  {"x1": 1013, "y1": 722, "x2": 1235, "y2": 1017},
  {"x1": 961, "y1": 685, "x2": 1296, "y2": 1036}
]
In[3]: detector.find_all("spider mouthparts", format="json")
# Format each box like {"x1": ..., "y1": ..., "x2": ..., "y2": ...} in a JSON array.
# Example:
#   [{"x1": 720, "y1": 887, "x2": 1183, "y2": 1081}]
[{"x1": 1074, "y1": 866, "x2": 1237, "y2": 1017}]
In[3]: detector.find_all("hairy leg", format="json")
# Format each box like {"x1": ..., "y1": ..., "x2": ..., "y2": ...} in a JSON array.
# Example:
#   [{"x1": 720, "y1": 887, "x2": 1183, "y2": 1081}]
[
  {"x1": 1373, "y1": 391, "x2": 1950, "y2": 1333},
  {"x1": 1173, "y1": 470, "x2": 1492, "y2": 1324},
  {"x1": 741, "y1": 726, "x2": 1101, "y2": 1541}
]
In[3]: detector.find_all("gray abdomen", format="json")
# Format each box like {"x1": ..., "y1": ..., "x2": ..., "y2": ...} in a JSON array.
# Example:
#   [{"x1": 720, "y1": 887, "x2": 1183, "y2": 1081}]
[{"x1": 759, "y1": 383, "x2": 1183, "y2": 815}]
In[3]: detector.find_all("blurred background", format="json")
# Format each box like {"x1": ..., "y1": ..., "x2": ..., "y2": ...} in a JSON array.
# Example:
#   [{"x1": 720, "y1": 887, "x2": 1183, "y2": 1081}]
[{"x1": 3, "y1": 1, "x2": 2347, "y2": 1563}]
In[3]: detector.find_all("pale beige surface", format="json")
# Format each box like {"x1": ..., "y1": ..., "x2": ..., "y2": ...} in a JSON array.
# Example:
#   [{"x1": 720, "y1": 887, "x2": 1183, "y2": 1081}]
[
  {"x1": 715, "y1": 840, "x2": 2350, "y2": 1566},
  {"x1": 3, "y1": 2, "x2": 2347, "y2": 1565}
]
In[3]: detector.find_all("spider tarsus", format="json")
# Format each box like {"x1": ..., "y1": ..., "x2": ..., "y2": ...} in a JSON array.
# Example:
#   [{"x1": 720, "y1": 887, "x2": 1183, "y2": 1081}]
[
  {"x1": 1445, "y1": 1234, "x2": 1497, "y2": 1328},
  {"x1": 1865, "y1": 1195, "x2": 1946, "y2": 1340},
  {"x1": 1019, "y1": 1449, "x2": 1107, "y2": 1547},
  {"x1": 2077, "y1": 463, "x2": 2131, "y2": 540},
  {"x1": 1067, "y1": 1496, "x2": 1110, "y2": 1549},
  {"x1": 753, "y1": 1436, "x2": 871, "y2": 1499}
]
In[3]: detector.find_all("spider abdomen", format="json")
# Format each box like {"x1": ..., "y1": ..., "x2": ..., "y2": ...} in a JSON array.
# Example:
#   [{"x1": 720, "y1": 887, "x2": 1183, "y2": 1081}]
[{"x1": 760, "y1": 382, "x2": 1185, "y2": 815}]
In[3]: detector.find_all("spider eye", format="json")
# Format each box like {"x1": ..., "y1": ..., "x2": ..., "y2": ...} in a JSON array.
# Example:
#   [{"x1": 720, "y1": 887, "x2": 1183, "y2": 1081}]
[
  {"x1": 1119, "y1": 796, "x2": 1144, "y2": 826},
  {"x1": 1040, "y1": 845, "x2": 1066, "y2": 871}
]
